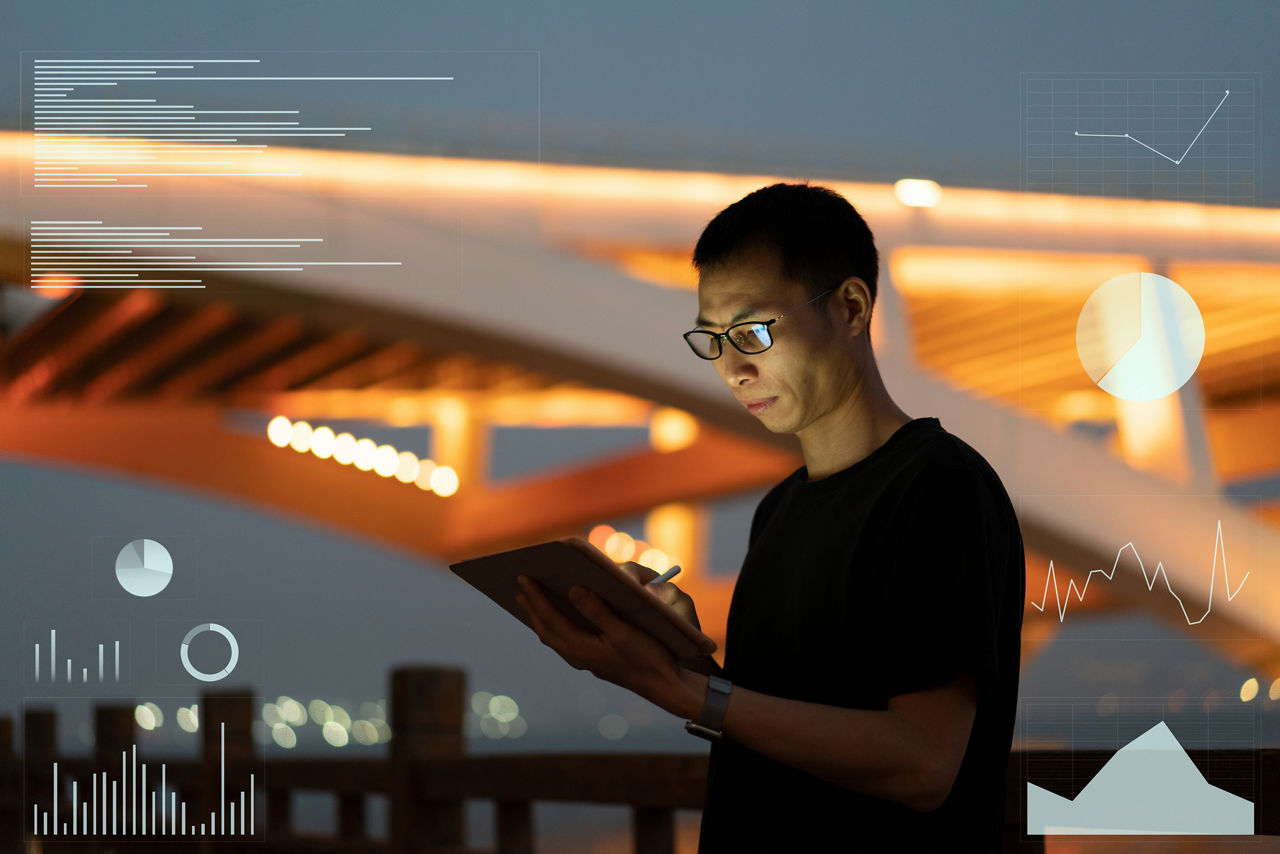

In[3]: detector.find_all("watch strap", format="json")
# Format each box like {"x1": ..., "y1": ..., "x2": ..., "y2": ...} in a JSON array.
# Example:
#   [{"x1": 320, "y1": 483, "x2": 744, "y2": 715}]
[{"x1": 685, "y1": 674, "x2": 732, "y2": 740}]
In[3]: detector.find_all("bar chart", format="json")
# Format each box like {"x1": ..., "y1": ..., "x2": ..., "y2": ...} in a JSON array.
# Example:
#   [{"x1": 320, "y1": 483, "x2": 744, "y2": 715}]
[
  {"x1": 29, "y1": 722, "x2": 260, "y2": 839},
  {"x1": 26, "y1": 623, "x2": 129, "y2": 687}
]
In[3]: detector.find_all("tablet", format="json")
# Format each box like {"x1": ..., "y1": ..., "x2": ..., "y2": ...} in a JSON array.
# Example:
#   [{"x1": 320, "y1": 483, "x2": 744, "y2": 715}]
[{"x1": 449, "y1": 538, "x2": 717, "y2": 662}]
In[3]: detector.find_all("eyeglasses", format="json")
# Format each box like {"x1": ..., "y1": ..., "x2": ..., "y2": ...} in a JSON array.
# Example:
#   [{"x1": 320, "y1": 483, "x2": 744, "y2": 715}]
[{"x1": 682, "y1": 287, "x2": 835, "y2": 360}]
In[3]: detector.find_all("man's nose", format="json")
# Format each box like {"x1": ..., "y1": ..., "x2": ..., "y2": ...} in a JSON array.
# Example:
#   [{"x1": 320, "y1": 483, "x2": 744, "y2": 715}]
[{"x1": 718, "y1": 347, "x2": 758, "y2": 386}]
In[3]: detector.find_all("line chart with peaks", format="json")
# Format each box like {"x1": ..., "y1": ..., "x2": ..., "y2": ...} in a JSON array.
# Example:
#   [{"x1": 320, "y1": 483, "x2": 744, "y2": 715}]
[{"x1": 1030, "y1": 520, "x2": 1250, "y2": 625}]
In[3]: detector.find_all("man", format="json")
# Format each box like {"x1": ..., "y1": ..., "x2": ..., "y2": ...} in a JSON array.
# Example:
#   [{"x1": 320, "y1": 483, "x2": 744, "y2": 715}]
[{"x1": 517, "y1": 183, "x2": 1024, "y2": 850}]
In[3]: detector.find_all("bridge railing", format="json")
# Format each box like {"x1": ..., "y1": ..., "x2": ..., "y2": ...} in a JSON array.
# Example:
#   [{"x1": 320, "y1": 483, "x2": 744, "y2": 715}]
[{"x1": 2, "y1": 666, "x2": 1276, "y2": 853}]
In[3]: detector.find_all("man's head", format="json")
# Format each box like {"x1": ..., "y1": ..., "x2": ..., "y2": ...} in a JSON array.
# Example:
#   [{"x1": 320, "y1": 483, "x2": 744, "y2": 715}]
[
  {"x1": 687, "y1": 183, "x2": 882, "y2": 438},
  {"x1": 692, "y1": 182, "x2": 879, "y2": 315}
]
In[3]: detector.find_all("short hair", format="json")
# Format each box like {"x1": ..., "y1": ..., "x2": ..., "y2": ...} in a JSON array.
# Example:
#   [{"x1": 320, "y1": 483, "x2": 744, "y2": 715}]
[{"x1": 692, "y1": 183, "x2": 879, "y2": 310}]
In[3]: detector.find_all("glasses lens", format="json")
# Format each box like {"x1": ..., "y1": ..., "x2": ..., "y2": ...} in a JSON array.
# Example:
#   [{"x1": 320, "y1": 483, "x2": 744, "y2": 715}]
[
  {"x1": 684, "y1": 331, "x2": 720, "y2": 359},
  {"x1": 729, "y1": 323, "x2": 772, "y2": 354}
]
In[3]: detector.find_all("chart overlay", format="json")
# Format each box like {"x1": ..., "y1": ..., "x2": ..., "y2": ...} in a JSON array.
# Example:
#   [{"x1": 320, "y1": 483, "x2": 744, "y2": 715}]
[
  {"x1": 28, "y1": 219, "x2": 401, "y2": 290},
  {"x1": 25, "y1": 56, "x2": 448, "y2": 190},
  {"x1": 28, "y1": 722, "x2": 259, "y2": 840},
  {"x1": 1075, "y1": 271, "x2": 1205, "y2": 402},
  {"x1": 25, "y1": 623, "x2": 130, "y2": 687},
  {"x1": 1030, "y1": 520, "x2": 1249, "y2": 624},
  {"x1": 1022, "y1": 73, "x2": 1257, "y2": 203},
  {"x1": 1023, "y1": 701, "x2": 1255, "y2": 836}
]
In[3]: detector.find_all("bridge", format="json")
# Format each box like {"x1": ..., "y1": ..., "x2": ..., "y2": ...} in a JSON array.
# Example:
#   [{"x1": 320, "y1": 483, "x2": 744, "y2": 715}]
[{"x1": 3, "y1": 131, "x2": 1280, "y2": 677}]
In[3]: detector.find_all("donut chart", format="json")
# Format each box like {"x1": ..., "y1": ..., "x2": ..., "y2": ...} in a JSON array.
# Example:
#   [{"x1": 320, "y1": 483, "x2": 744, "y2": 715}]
[{"x1": 180, "y1": 623, "x2": 239, "y2": 682}]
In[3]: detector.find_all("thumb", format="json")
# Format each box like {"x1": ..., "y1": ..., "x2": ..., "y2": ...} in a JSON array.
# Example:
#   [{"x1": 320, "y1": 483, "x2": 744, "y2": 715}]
[{"x1": 619, "y1": 560, "x2": 658, "y2": 585}]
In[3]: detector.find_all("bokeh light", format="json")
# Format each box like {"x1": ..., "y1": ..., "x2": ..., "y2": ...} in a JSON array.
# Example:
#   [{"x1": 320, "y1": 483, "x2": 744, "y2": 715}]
[
  {"x1": 135, "y1": 704, "x2": 157, "y2": 731},
  {"x1": 322, "y1": 721, "x2": 349, "y2": 747},
  {"x1": 266, "y1": 416, "x2": 293, "y2": 448},
  {"x1": 604, "y1": 531, "x2": 635, "y2": 562},
  {"x1": 429, "y1": 465, "x2": 459, "y2": 497},
  {"x1": 333, "y1": 432, "x2": 357, "y2": 465},
  {"x1": 414, "y1": 458, "x2": 438, "y2": 491},
  {"x1": 489, "y1": 695, "x2": 519, "y2": 723},
  {"x1": 308, "y1": 699, "x2": 333, "y2": 725},
  {"x1": 394, "y1": 451, "x2": 420, "y2": 483},
  {"x1": 588, "y1": 524, "x2": 615, "y2": 551},
  {"x1": 1241, "y1": 677, "x2": 1259, "y2": 703},
  {"x1": 176, "y1": 705, "x2": 199, "y2": 733},
  {"x1": 278, "y1": 697, "x2": 307, "y2": 727},
  {"x1": 470, "y1": 691, "x2": 494, "y2": 716},
  {"x1": 351, "y1": 720, "x2": 378, "y2": 746},
  {"x1": 479, "y1": 715, "x2": 509, "y2": 739},
  {"x1": 310, "y1": 426, "x2": 336, "y2": 459},
  {"x1": 636, "y1": 548, "x2": 670, "y2": 572},
  {"x1": 650, "y1": 407, "x2": 699, "y2": 452},
  {"x1": 271, "y1": 723, "x2": 297, "y2": 749},
  {"x1": 597, "y1": 714, "x2": 628, "y2": 740},
  {"x1": 373, "y1": 444, "x2": 400, "y2": 477},
  {"x1": 352, "y1": 438, "x2": 377, "y2": 471},
  {"x1": 289, "y1": 421, "x2": 313, "y2": 453}
]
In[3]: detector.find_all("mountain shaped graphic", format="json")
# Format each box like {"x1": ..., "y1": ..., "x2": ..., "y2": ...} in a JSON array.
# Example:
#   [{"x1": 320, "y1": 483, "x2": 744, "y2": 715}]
[{"x1": 1027, "y1": 721, "x2": 1253, "y2": 835}]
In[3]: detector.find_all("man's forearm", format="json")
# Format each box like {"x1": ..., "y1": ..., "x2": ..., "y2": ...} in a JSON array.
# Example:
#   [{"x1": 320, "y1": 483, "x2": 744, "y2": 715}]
[{"x1": 674, "y1": 670, "x2": 973, "y2": 811}]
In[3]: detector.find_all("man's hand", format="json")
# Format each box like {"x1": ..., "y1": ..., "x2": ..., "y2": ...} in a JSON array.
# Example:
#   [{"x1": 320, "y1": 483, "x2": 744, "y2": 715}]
[
  {"x1": 515, "y1": 574, "x2": 703, "y2": 719},
  {"x1": 617, "y1": 561, "x2": 703, "y2": 630}
]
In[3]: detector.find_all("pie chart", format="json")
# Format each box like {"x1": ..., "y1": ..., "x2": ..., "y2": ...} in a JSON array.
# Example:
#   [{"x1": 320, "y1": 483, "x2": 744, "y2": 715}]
[
  {"x1": 115, "y1": 538, "x2": 173, "y2": 597},
  {"x1": 1075, "y1": 272, "x2": 1205, "y2": 402}
]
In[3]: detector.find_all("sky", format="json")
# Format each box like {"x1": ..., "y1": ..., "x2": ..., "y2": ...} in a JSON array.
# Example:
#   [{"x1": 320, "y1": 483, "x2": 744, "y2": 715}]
[{"x1": 3, "y1": 0, "x2": 1279, "y2": 842}]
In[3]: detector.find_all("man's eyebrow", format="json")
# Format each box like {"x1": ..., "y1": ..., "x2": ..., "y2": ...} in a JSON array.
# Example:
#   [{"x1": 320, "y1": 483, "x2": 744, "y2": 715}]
[{"x1": 694, "y1": 305, "x2": 765, "y2": 328}]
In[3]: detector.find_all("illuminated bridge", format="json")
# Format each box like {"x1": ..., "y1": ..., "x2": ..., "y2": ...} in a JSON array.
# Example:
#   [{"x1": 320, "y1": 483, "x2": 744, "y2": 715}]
[{"x1": 2, "y1": 132, "x2": 1280, "y2": 676}]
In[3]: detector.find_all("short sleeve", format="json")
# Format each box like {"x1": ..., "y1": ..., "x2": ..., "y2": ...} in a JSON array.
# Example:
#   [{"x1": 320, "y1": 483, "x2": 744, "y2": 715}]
[{"x1": 877, "y1": 463, "x2": 1010, "y2": 699}]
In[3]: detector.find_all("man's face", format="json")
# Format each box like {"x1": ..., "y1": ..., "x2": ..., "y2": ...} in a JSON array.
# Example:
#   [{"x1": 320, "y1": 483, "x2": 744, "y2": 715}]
[{"x1": 694, "y1": 243, "x2": 859, "y2": 437}]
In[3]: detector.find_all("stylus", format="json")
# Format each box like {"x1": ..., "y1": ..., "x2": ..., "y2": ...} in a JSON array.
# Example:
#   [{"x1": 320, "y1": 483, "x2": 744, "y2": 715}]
[{"x1": 645, "y1": 565, "x2": 682, "y2": 585}]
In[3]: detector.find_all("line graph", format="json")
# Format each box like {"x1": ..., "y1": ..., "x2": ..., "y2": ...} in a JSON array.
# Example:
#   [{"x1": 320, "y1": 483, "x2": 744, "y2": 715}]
[
  {"x1": 1031, "y1": 520, "x2": 1249, "y2": 624},
  {"x1": 1074, "y1": 89, "x2": 1228, "y2": 165},
  {"x1": 1021, "y1": 73, "x2": 1257, "y2": 204}
]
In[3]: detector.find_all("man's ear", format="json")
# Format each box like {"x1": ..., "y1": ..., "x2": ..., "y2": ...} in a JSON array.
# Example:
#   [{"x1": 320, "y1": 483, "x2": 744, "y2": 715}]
[{"x1": 834, "y1": 276, "x2": 873, "y2": 338}]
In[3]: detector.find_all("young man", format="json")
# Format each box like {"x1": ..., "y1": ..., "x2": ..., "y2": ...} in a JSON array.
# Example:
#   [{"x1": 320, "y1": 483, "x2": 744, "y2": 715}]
[{"x1": 517, "y1": 183, "x2": 1024, "y2": 850}]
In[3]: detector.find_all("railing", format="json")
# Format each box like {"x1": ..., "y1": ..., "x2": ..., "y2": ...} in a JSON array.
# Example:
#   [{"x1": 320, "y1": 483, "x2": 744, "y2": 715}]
[{"x1": 2, "y1": 666, "x2": 1277, "y2": 853}]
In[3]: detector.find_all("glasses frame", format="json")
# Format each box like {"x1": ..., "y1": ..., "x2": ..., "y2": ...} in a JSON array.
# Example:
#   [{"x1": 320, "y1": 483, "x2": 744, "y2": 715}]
[{"x1": 682, "y1": 286, "x2": 837, "y2": 360}]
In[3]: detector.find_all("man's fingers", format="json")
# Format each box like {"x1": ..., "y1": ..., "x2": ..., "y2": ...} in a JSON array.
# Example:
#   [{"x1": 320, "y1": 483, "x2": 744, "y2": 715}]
[
  {"x1": 619, "y1": 561, "x2": 658, "y2": 584},
  {"x1": 517, "y1": 577, "x2": 577, "y2": 646},
  {"x1": 568, "y1": 585, "x2": 632, "y2": 638}
]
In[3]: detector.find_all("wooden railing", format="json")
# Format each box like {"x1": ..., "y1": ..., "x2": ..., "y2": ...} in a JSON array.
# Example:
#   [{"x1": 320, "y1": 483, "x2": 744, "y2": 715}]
[{"x1": 2, "y1": 666, "x2": 1277, "y2": 853}]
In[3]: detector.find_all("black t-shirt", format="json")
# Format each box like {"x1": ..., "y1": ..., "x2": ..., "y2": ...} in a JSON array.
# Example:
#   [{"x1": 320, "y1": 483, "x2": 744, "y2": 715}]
[{"x1": 697, "y1": 417, "x2": 1024, "y2": 852}]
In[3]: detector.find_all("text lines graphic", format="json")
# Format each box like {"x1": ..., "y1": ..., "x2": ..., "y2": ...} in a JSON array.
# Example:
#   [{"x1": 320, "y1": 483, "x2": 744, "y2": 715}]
[
  {"x1": 29, "y1": 219, "x2": 401, "y2": 290},
  {"x1": 28, "y1": 56, "x2": 451, "y2": 189},
  {"x1": 1030, "y1": 520, "x2": 1249, "y2": 624},
  {"x1": 1075, "y1": 90, "x2": 1229, "y2": 165}
]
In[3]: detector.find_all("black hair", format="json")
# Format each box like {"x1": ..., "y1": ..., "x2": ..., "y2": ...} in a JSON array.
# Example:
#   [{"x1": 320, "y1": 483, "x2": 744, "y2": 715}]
[{"x1": 692, "y1": 182, "x2": 879, "y2": 310}]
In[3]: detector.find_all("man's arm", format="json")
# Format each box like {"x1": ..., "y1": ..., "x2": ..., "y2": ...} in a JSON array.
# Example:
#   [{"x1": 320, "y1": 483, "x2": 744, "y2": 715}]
[
  {"x1": 677, "y1": 667, "x2": 977, "y2": 812},
  {"x1": 515, "y1": 575, "x2": 976, "y2": 813}
]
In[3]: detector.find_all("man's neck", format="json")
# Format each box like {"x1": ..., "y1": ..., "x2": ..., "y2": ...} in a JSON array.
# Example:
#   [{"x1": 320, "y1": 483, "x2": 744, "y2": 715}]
[{"x1": 797, "y1": 360, "x2": 911, "y2": 481}]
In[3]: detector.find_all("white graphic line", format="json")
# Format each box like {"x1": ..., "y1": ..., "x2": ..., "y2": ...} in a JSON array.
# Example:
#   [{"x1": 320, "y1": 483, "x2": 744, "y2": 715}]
[
  {"x1": 1030, "y1": 520, "x2": 1249, "y2": 624},
  {"x1": 1074, "y1": 89, "x2": 1229, "y2": 165}
]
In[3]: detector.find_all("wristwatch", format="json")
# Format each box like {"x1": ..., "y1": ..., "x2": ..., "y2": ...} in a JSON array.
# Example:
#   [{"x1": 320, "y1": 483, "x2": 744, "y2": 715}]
[{"x1": 685, "y1": 675, "x2": 732, "y2": 741}]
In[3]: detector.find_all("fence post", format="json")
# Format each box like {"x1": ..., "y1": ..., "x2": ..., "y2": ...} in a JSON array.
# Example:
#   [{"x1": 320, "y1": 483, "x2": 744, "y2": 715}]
[
  {"x1": 0, "y1": 717, "x2": 15, "y2": 849},
  {"x1": 632, "y1": 806, "x2": 675, "y2": 854},
  {"x1": 23, "y1": 709, "x2": 58, "y2": 848},
  {"x1": 390, "y1": 665, "x2": 466, "y2": 853}
]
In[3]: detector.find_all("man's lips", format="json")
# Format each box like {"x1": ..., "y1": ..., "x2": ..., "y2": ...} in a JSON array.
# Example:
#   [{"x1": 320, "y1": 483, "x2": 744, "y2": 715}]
[{"x1": 741, "y1": 397, "x2": 777, "y2": 415}]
